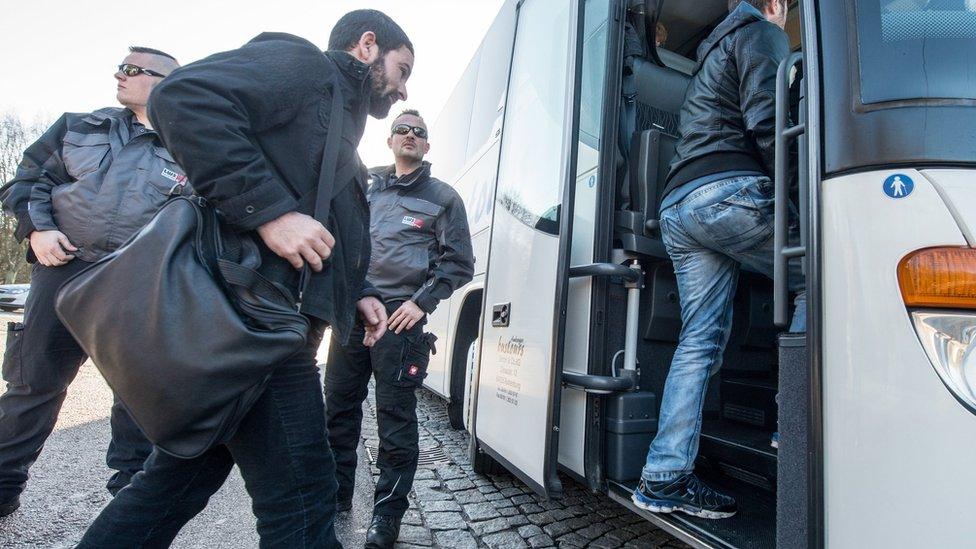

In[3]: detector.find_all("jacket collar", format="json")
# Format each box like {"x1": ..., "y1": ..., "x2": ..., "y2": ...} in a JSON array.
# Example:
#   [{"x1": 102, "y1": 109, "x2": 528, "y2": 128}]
[
  {"x1": 81, "y1": 107, "x2": 131, "y2": 127},
  {"x1": 244, "y1": 33, "x2": 371, "y2": 90},
  {"x1": 371, "y1": 161, "x2": 431, "y2": 191},
  {"x1": 693, "y1": 2, "x2": 766, "y2": 73},
  {"x1": 326, "y1": 51, "x2": 371, "y2": 84},
  {"x1": 81, "y1": 107, "x2": 153, "y2": 149},
  {"x1": 325, "y1": 51, "x2": 372, "y2": 133}
]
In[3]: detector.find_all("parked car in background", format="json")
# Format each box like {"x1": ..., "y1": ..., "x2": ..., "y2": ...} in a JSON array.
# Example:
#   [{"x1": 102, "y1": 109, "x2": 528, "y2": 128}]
[{"x1": 0, "y1": 284, "x2": 29, "y2": 312}]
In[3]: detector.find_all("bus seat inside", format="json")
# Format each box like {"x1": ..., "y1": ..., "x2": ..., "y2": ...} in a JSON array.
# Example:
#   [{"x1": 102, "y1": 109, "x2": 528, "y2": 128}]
[{"x1": 616, "y1": 57, "x2": 689, "y2": 259}]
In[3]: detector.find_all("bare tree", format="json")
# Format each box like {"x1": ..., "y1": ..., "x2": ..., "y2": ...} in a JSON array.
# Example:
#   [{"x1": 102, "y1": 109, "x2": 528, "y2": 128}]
[{"x1": 0, "y1": 112, "x2": 48, "y2": 284}]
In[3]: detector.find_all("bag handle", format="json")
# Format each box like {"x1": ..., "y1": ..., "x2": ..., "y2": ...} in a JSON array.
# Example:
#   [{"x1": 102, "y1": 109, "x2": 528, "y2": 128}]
[{"x1": 217, "y1": 258, "x2": 296, "y2": 305}]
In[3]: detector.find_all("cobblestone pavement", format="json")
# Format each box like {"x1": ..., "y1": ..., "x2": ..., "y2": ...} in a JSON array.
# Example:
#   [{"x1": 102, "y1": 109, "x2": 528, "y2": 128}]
[{"x1": 360, "y1": 386, "x2": 686, "y2": 549}]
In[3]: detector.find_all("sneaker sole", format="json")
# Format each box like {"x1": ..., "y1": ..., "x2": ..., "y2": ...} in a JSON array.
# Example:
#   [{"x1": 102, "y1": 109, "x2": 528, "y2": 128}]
[{"x1": 631, "y1": 493, "x2": 736, "y2": 520}]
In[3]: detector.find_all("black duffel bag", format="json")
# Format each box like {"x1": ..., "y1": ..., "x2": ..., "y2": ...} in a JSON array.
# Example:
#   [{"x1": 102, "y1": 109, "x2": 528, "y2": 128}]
[
  {"x1": 55, "y1": 196, "x2": 310, "y2": 458},
  {"x1": 55, "y1": 78, "x2": 348, "y2": 459}
]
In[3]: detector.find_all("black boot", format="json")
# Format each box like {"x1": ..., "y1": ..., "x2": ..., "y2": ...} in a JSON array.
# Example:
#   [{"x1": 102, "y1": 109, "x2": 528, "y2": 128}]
[
  {"x1": 0, "y1": 495, "x2": 20, "y2": 518},
  {"x1": 364, "y1": 514, "x2": 401, "y2": 549}
]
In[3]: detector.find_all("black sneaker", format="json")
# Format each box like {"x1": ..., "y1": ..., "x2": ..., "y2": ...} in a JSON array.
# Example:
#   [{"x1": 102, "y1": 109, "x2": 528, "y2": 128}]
[
  {"x1": 0, "y1": 495, "x2": 20, "y2": 518},
  {"x1": 364, "y1": 514, "x2": 401, "y2": 549},
  {"x1": 632, "y1": 474, "x2": 737, "y2": 519}
]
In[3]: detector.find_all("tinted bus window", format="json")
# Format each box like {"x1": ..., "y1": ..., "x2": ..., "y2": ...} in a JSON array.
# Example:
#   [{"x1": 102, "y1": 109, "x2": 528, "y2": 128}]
[
  {"x1": 579, "y1": 0, "x2": 610, "y2": 151},
  {"x1": 857, "y1": 0, "x2": 976, "y2": 104}
]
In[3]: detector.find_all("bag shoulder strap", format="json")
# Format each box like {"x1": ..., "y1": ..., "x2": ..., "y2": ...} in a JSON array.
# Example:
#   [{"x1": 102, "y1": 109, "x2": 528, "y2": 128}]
[
  {"x1": 312, "y1": 74, "x2": 345, "y2": 227},
  {"x1": 298, "y1": 60, "x2": 352, "y2": 306}
]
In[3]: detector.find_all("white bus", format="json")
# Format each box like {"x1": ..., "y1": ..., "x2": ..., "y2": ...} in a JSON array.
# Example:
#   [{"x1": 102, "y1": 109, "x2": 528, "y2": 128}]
[{"x1": 421, "y1": 1, "x2": 976, "y2": 547}]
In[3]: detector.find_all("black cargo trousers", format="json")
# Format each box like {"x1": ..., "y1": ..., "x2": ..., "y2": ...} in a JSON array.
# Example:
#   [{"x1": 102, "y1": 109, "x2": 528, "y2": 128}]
[
  {"x1": 324, "y1": 300, "x2": 435, "y2": 518},
  {"x1": 0, "y1": 260, "x2": 151, "y2": 501}
]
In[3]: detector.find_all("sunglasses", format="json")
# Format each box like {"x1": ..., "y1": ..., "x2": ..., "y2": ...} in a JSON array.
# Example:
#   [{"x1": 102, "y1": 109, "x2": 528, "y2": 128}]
[
  {"x1": 117, "y1": 64, "x2": 167, "y2": 78},
  {"x1": 391, "y1": 124, "x2": 428, "y2": 140}
]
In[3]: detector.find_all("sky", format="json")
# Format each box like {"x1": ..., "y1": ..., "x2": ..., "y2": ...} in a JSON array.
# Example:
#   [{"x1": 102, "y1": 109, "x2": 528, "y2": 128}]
[{"x1": 0, "y1": 0, "x2": 504, "y2": 168}]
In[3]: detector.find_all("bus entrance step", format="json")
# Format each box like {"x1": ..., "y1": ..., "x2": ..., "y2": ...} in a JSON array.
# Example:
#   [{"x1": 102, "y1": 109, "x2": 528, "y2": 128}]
[
  {"x1": 699, "y1": 418, "x2": 777, "y2": 493},
  {"x1": 721, "y1": 377, "x2": 778, "y2": 430},
  {"x1": 609, "y1": 474, "x2": 776, "y2": 549}
]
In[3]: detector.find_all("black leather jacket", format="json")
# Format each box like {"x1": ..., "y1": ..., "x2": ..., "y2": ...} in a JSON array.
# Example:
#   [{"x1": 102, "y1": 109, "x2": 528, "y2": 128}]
[{"x1": 664, "y1": 3, "x2": 789, "y2": 196}]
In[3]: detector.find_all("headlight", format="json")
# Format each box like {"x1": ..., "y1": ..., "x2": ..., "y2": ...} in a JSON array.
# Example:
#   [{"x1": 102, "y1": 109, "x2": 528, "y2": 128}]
[{"x1": 910, "y1": 311, "x2": 976, "y2": 413}]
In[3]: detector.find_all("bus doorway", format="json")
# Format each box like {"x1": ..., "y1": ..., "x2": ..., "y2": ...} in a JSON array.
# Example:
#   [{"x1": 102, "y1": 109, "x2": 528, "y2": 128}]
[
  {"x1": 442, "y1": 0, "x2": 976, "y2": 547},
  {"x1": 586, "y1": 2, "x2": 809, "y2": 547},
  {"x1": 464, "y1": 0, "x2": 811, "y2": 546}
]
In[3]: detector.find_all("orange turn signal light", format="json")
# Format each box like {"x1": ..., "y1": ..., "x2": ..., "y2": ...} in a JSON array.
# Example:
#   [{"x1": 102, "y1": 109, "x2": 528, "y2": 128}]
[{"x1": 898, "y1": 247, "x2": 976, "y2": 309}]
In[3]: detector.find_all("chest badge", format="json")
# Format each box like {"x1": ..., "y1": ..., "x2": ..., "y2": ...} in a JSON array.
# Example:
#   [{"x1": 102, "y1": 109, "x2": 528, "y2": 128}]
[
  {"x1": 401, "y1": 215, "x2": 424, "y2": 229},
  {"x1": 161, "y1": 168, "x2": 187, "y2": 186}
]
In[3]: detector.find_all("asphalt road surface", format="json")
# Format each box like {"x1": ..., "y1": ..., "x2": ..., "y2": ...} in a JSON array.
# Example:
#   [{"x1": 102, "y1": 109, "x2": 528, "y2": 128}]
[{"x1": 0, "y1": 312, "x2": 375, "y2": 548}]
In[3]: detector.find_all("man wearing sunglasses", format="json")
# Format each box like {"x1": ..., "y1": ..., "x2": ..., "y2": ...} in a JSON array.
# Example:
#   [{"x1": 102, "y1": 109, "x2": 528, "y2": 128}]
[
  {"x1": 0, "y1": 46, "x2": 182, "y2": 517},
  {"x1": 325, "y1": 109, "x2": 473, "y2": 549}
]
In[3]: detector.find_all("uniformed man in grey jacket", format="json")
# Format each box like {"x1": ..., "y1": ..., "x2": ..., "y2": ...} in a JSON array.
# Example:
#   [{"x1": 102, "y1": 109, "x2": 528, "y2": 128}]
[
  {"x1": 0, "y1": 46, "x2": 184, "y2": 517},
  {"x1": 325, "y1": 109, "x2": 474, "y2": 548}
]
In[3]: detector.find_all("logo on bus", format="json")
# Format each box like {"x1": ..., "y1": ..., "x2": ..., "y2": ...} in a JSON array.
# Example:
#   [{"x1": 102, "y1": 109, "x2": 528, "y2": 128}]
[
  {"x1": 883, "y1": 174, "x2": 914, "y2": 199},
  {"x1": 497, "y1": 336, "x2": 525, "y2": 357}
]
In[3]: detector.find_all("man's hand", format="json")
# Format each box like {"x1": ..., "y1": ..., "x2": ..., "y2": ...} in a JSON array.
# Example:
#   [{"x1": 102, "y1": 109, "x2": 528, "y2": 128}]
[
  {"x1": 358, "y1": 296, "x2": 388, "y2": 347},
  {"x1": 388, "y1": 300, "x2": 425, "y2": 335},
  {"x1": 29, "y1": 230, "x2": 77, "y2": 267},
  {"x1": 256, "y1": 212, "x2": 336, "y2": 271}
]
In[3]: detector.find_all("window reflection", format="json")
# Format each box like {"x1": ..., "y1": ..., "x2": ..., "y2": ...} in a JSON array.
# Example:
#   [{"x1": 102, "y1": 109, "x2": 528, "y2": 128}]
[{"x1": 858, "y1": 0, "x2": 976, "y2": 103}]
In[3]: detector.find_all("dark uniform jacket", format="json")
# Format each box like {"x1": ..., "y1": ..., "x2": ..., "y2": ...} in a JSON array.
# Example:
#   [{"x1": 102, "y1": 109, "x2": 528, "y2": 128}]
[
  {"x1": 147, "y1": 32, "x2": 372, "y2": 344},
  {"x1": 664, "y1": 2, "x2": 789, "y2": 196},
  {"x1": 365, "y1": 162, "x2": 473, "y2": 313},
  {"x1": 0, "y1": 108, "x2": 189, "y2": 262}
]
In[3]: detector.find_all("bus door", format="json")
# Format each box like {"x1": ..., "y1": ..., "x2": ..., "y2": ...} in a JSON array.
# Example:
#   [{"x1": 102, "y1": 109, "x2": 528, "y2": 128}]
[
  {"x1": 470, "y1": 0, "x2": 589, "y2": 497},
  {"x1": 811, "y1": 1, "x2": 976, "y2": 547}
]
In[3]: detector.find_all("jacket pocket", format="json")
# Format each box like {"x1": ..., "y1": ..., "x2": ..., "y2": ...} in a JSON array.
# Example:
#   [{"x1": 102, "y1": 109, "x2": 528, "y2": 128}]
[
  {"x1": 2, "y1": 322, "x2": 25, "y2": 386},
  {"x1": 393, "y1": 333, "x2": 437, "y2": 388},
  {"x1": 398, "y1": 197, "x2": 443, "y2": 233},
  {"x1": 147, "y1": 147, "x2": 189, "y2": 196},
  {"x1": 62, "y1": 131, "x2": 111, "y2": 179}
]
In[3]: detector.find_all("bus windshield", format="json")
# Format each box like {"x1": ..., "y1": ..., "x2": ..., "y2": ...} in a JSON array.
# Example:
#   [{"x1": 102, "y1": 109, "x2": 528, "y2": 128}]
[{"x1": 857, "y1": 0, "x2": 976, "y2": 104}]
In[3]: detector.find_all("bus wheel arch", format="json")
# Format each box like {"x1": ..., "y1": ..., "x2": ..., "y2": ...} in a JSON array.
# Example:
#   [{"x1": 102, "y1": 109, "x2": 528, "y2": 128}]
[{"x1": 448, "y1": 289, "x2": 482, "y2": 430}]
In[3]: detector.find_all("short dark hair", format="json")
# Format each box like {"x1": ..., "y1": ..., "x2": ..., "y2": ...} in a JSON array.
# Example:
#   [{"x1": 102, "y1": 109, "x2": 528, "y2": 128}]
[
  {"x1": 394, "y1": 108, "x2": 423, "y2": 123},
  {"x1": 728, "y1": 0, "x2": 784, "y2": 12},
  {"x1": 328, "y1": 9, "x2": 414, "y2": 56},
  {"x1": 128, "y1": 46, "x2": 178, "y2": 63}
]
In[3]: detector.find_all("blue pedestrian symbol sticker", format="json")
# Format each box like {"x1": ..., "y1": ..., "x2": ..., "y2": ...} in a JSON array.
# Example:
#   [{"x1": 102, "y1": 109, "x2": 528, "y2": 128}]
[{"x1": 883, "y1": 174, "x2": 914, "y2": 199}]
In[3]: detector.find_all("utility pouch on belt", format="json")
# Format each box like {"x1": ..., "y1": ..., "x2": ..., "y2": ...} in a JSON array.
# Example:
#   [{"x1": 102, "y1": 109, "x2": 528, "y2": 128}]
[
  {"x1": 396, "y1": 333, "x2": 438, "y2": 387},
  {"x1": 2, "y1": 322, "x2": 25, "y2": 383}
]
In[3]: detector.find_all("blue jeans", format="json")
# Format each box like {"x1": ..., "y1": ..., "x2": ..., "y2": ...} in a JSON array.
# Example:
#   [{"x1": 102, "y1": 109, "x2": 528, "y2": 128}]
[
  {"x1": 78, "y1": 322, "x2": 342, "y2": 548},
  {"x1": 641, "y1": 175, "x2": 804, "y2": 482}
]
